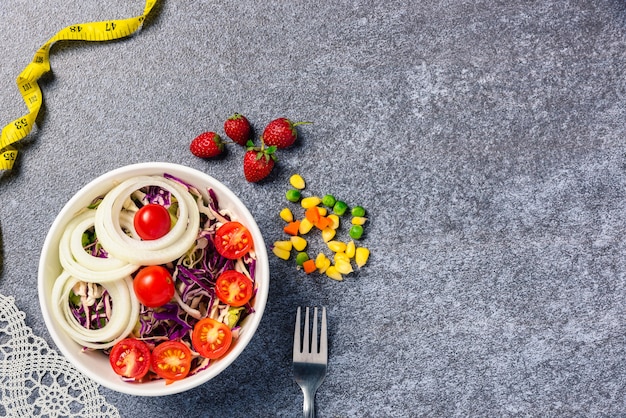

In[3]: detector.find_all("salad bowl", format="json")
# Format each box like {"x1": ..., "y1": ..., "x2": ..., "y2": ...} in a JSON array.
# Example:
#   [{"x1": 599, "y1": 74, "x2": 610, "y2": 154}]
[{"x1": 38, "y1": 162, "x2": 269, "y2": 396}]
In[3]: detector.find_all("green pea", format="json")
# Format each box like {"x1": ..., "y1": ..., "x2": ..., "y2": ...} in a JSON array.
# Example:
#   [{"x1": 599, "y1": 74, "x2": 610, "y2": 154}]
[
  {"x1": 296, "y1": 252, "x2": 310, "y2": 266},
  {"x1": 349, "y1": 225, "x2": 364, "y2": 240},
  {"x1": 286, "y1": 189, "x2": 301, "y2": 202},
  {"x1": 351, "y1": 205, "x2": 366, "y2": 217},
  {"x1": 333, "y1": 200, "x2": 348, "y2": 216},
  {"x1": 322, "y1": 194, "x2": 336, "y2": 207}
]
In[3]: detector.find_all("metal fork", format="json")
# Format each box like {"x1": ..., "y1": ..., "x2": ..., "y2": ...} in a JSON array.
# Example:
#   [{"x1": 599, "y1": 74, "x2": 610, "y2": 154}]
[{"x1": 293, "y1": 306, "x2": 328, "y2": 418}]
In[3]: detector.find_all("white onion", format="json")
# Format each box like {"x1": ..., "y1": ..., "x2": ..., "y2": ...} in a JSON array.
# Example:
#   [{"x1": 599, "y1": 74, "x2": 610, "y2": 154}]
[
  {"x1": 94, "y1": 176, "x2": 200, "y2": 265},
  {"x1": 59, "y1": 210, "x2": 140, "y2": 282},
  {"x1": 51, "y1": 271, "x2": 140, "y2": 349}
]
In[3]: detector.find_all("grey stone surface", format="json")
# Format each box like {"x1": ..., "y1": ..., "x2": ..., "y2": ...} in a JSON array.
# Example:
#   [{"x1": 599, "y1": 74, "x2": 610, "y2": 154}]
[{"x1": 1, "y1": 0, "x2": 626, "y2": 416}]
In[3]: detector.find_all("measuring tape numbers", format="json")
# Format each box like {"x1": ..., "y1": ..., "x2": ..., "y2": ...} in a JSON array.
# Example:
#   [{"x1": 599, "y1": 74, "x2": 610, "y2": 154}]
[{"x1": 0, "y1": 0, "x2": 157, "y2": 171}]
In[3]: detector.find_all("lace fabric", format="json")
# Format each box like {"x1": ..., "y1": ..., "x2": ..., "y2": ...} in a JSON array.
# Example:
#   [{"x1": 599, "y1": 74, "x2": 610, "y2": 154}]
[{"x1": 0, "y1": 294, "x2": 120, "y2": 418}]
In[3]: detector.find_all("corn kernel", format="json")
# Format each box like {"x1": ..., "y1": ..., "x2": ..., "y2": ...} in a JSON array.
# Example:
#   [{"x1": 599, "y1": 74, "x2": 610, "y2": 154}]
[
  {"x1": 334, "y1": 252, "x2": 350, "y2": 265},
  {"x1": 272, "y1": 246, "x2": 291, "y2": 260},
  {"x1": 290, "y1": 236, "x2": 308, "y2": 252},
  {"x1": 325, "y1": 265, "x2": 343, "y2": 281},
  {"x1": 289, "y1": 174, "x2": 306, "y2": 190},
  {"x1": 355, "y1": 247, "x2": 370, "y2": 268},
  {"x1": 317, "y1": 206, "x2": 328, "y2": 216},
  {"x1": 351, "y1": 216, "x2": 368, "y2": 226},
  {"x1": 279, "y1": 207, "x2": 294, "y2": 222},
  {"x1": 315, "y1": 253, "x2": 331, "y2": 274},
  {"x1": 327, "y1": 214, "x2": 340, "y2": 229},
  {"x1": 345, "y1": 240, "x2": 356, "y2": 258},
  {"x1": 321, "y1": 227, "x2": 336, "y2": 242},
  {"x1": 335, "y1": 258, "x2": 354, "y2": 275},
  {"x1": 327, "y1": 240, "x2": 347, "y2": 253},
  {"x1": 273, "y1": 240, "x2": 293, "y2": 251},
  {"x1": 299, "y1": 217, "x2": 314, "y2": 234},
  {"x1": 301, "y1": 196, "x2": 322, "y2": 209},
  {"x1": 315, "y1": 252, "x2": 325, "y2": 264}
]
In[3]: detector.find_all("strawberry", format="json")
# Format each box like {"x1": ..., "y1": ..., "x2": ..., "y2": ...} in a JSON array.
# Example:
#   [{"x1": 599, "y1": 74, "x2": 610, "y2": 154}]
[
  {"x1": 224, "y1": 113, "x2": 252, "y2": 146},
  {"x1": 243, "y1": 140, "x2": 277, "y2": 182},
  {"x1": 262, "y1": 118, "x2": 311, "y2": 148},
  {"x1": 190, "y1": 132, "x2": 224, "y2": 158}
]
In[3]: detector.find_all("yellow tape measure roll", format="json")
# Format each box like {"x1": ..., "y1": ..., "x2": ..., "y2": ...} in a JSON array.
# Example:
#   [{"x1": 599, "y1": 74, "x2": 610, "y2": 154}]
[{"x1": 0, "y1": 0, "x2": 157, "y2": 171}]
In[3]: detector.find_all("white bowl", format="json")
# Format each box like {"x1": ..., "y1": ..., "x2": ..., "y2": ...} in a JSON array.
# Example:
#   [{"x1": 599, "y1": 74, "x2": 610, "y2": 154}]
[{"x1": 38, "y1": 162, "x2": 269, "y2": 396}]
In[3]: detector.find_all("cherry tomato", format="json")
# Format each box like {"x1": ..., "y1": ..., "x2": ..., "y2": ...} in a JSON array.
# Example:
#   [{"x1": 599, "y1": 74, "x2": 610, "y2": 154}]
[
  {"x1": 134, "y1": 203, "x2": 171, "y2": 240},
  {"x1": 215, "y1": 270, "x2": 254, "y2": 307},
  {"x1": 214, "y1": 221, "x2": 253, "y2": 259},
  {"x1": 192, "y1": 318, "x2": 233, "y2": 360},
  {"x1": 151, "y1": 341, "x2": 192, "y2": 383},
  {"x1": 109, "y1": 338, "x2": 151, "y2": 379},
  {"x1": 133, "y1": 266, "x2": 175, "y2": 307}
]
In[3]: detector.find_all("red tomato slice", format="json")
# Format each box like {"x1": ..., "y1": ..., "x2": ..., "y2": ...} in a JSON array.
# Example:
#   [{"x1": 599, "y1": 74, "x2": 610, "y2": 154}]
[
  {"x1": 214, "y1": 221, "x2": 253, "y2": 259},
  {"x1": 134, "y1": 203, "x2": 171, "y2": 240},
  {"x1": 109, "y1": 338, "x2": 151, "y2": 379},
  {"x1": 215, "y1": 270, "x2": 253, "y2": 307},
  {"x1": 133, "y1": 266, "x2": 175, "y2": 308},
  {"x1": 151, "y1": 341, "x2": 192, "y2": 383},
  {"x1": 192, "y1": 318, "x2": 232, "y2": 360}
]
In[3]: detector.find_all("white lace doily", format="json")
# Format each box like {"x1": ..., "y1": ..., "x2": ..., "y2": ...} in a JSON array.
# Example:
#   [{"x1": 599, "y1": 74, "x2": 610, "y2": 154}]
[{"x1": 0, "y1": 293, "x2": 120, "y2": 418}]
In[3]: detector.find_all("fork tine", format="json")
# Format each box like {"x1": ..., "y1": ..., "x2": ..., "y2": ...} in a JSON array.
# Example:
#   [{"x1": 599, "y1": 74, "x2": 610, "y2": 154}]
[
  {"x1": 302, "y1": 307, "x2": 310, "y2": 353},
  {"x1": 311, "y1": 307, "x2": 319, "y2": 354},
  {"x1": 293, "y1": 306, "x2": 302, "y2": 355},
  {"x1": 319, "y1": 307, "x2": 327, "y2": 359}
]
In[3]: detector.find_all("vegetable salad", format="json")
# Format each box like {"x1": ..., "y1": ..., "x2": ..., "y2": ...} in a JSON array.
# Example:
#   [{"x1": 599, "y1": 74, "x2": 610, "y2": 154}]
[{"x1": 51, "y1": 173, "x2": 257, "y2": 384}]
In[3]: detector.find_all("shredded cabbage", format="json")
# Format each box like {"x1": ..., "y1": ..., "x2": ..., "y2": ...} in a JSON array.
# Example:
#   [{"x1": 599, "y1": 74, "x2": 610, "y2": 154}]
[{"x1": 135, "y1": 179, "x2": 257, "y2": 374}]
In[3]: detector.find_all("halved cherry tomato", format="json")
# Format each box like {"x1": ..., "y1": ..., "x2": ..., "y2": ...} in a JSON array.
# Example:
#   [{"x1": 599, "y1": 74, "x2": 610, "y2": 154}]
[
  {"x1": 215, "y1": 270, "x2": 254, "y2": 307},
  {"x1": 192, "y1": 318, "x2": 232, "y2": 360},
  {"x1": 134, "y1": 203, "x2": 171, "y2": 240},
  {"x1": 214, "y1": 221, "x2": 253, "y2": 259},
  {"x1": 109, "y1": 338, "x2": 151, "y2": 379},
  {"x1": 133, "y1": 265, "x2": 175, "y2": 307},
  {"x1": 151, "y1": 341, "x2": 192, "y2": 383}
]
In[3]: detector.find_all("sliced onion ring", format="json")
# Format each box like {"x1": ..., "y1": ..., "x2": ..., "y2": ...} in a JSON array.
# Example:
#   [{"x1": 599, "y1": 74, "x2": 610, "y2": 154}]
[
  {"x1": 51, "y1": 272, "x2": 139, "y2": 350},
  {"x1": 94, "y1": 176, "x2": 200, "y2": 265},
  {"x1": 59, "y1": 210, "x2": 140, "y2": 282}
]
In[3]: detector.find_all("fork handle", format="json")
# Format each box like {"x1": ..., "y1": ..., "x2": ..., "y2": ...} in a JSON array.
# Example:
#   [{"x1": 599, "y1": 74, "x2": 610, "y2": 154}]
[{"x1": 302, "y1": 387, "x2": 315, "y2": 418}]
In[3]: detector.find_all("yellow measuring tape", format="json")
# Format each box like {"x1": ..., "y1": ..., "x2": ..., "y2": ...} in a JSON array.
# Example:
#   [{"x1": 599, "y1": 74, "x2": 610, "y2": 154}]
[{"x1": 0, "y1": 0, "x2": 157, "y2": 171}]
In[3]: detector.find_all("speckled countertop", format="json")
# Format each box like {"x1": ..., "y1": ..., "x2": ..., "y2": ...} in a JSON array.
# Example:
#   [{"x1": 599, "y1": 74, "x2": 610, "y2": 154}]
[{"x1": 1, "y1": 1, "x2": 626, "y2": 416}]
